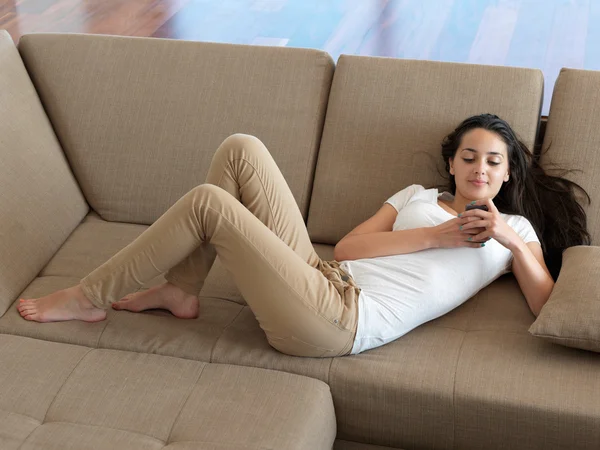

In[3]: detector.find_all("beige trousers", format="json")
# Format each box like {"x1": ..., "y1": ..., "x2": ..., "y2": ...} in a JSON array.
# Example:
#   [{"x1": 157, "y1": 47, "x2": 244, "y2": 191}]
[{"x1": 80, "y1": 134, "x2": 360, "y2": 357}]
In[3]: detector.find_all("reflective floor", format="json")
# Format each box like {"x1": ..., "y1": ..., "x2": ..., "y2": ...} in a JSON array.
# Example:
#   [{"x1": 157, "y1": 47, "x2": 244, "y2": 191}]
[{"x1": 1, "y1": 0, "x2": 599, "y2": 115}]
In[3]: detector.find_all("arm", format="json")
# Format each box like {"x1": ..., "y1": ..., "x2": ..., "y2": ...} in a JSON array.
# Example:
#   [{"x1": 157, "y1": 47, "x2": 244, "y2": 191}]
[
  {"x1": 334, "y1": 203, "x2": 435, "y2": 261},
  {"x1": 334, "y1": 228, "x2": 435, "y2": 261},
  {"x1": 510, "y1": 241, "x2": 555, "y2": 317}
]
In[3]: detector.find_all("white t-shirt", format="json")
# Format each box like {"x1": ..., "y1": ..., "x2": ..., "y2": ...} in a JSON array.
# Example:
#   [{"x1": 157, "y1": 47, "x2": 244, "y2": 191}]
[{"x1": 340, "y1": 184, "x2": 540, "y2": 355}]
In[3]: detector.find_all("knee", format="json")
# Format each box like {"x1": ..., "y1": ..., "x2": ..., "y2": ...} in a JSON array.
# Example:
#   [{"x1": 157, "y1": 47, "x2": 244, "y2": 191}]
[
  {"x1": 189, "y1": 183, "x2": 226, "y2": 202},
  {"x1": 216, "y1": 133, "x2": 268, "y2": 160}
]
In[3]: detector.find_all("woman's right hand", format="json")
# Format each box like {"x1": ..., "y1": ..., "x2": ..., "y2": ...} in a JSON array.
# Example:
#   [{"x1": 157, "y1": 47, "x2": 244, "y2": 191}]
[{"x1": 428, "y1": 217, "x2": 490, "y2": 249}]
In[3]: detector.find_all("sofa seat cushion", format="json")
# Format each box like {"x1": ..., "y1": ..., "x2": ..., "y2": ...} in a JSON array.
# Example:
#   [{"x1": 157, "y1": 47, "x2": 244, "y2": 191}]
[
  {"x1": 328, "y1": 274, "x2": 600, "y2": 450},
  {"x1": 0, "y1": 334, "x2": 337, "y2": 450}
]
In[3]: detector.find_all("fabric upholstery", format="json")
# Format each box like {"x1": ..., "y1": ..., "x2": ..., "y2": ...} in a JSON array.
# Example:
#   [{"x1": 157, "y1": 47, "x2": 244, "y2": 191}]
[
  {"x1": 540, "y1": 68, "x2": 600, "y2": 244},
  {"x1": 334, "y1": 441, "x2": 399, "y2": 450},
  {"x1": 0, "y1": 335, "x2": 337, "y2": 450},
  {"x1": 307, "y1": 55, "x2": 543, "y2": 244},
  {"x1": 454, "y1": 330, "x2": 600, "y2": 450},
  {"x1": 17, "y1": 33, "x2": 334, "y2": 225},
  {"x1": 0, "y1": 30, "x2": 88, "y2": 317},
  {"x1": 5, "y1": 31, "x2": 600, "y2": 450},
  {"x1": 0, "y1": 284, "x2": 241, "y2": 361},
  {"x1": 6, "y1": 212, "x2": 600, "y2": 449},
  {"x1": 529, "y1": 245, "x2": 600, "y2": 352},
  {"x1": 329, "y1": 275, "x2": 600, "y2": 449}
]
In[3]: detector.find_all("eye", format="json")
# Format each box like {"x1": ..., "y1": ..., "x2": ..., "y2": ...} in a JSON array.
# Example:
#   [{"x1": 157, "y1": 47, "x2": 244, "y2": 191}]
[{"x1": 462, "y1": 158, "x2": 500, "y2": 166}]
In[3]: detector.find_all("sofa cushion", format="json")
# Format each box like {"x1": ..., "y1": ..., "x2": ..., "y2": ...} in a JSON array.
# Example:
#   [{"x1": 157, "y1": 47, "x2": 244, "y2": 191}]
[
  {"x1": 539, "y1": 68, "x2": 600, "y2": 244},
  {"x1": 0, "y1": 30, "x2": 88, "y2": 317},
  {"x1": 307, "y1": 55, "x2": 544, "y2": 244},
  {"x1": 0, "y1": 335, "x2": 337, "y2": 450},
  {"x1": 329, "y1": 274, "x2": 600, "y2": 450},
  {"x1": 18, "y1": 33, "x2": 334, "y2": 225},
  {"x1": 0, "y1": 276, "x2": 242, "y2": 360},
  {"x1": 454, "y1": 331, "x2": 600, "y2": 450},
  {"x1": 529, "y1": 245, "x2": 600, "y2": 352}
]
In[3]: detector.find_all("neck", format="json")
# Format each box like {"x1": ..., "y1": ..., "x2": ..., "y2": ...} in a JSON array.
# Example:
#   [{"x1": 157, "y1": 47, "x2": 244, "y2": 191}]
[{"x1": 450, "y1": 191, "x2": 472, "y2": 213}]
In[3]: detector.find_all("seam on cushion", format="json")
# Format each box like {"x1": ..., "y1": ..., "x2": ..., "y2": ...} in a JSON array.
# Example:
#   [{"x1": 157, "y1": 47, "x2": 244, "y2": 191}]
[
  {"x1": 40, "y1": 347, "x2": 95, "y2": 425},
  {"x1": 326, "y1": 355, "x2": 334, "y2": 385},
  {"x1": 452, "y1": 331, "x2": 467, "y2": 450},
  {"x1": 303, "y1": 54, "x2": 334, "y2": 222},
  {"x1": 94, "y1": 316, "x2": 112, "y2": 348},
  {"x1": 529, "y1": 333, "x2": 600, "y2": 344},
  {"x1": 161, "y1": 439, "x2": 269, "y2": 449},
  {"x1": 14, "y1": 416, "x2": 42, "y2": 450},
  {"x1": 466, "y1": 329, "x2": 531, "y2": 337},
  {"x1": 164, "y1": 363, "x2": 208, "y2": 445},
  {"x1": 209, "y1": 305, "x2": 245, "y2": 363},
  {"x1": 37, "y1": 421, "x2": 166, "y2": 446},
  {"x1": 453, "y1": 295, "x2": 480, "y2": 450}
]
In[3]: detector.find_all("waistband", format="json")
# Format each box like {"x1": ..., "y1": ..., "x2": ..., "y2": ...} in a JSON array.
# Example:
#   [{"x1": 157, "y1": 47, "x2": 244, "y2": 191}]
[{"x1": 316, "y1": 259, "x2": 360, "y2": 337}]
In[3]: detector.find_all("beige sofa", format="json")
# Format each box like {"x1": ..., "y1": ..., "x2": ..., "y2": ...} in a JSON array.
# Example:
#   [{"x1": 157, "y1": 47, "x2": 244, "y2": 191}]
[{"x1": 1, "y1": 29, "x2": 600, "y2": 450}]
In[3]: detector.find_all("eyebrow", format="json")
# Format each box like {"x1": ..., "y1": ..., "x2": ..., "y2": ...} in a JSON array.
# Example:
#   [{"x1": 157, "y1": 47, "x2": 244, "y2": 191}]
[{"x1": 462, "y1": 148, "x2": 504, "y2": 157}]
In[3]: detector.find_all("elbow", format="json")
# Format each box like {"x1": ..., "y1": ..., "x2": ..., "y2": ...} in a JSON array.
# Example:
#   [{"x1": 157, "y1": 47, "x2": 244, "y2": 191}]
[
  {"x1": 333, "y1": 244, "x2": 344, "y2": 262},
  {"x1": 531, "y1": 284, "x2": 554, "y2": 318},
  {"x1": 334, "y1": 241, "x2": 351, "y2": 262}
]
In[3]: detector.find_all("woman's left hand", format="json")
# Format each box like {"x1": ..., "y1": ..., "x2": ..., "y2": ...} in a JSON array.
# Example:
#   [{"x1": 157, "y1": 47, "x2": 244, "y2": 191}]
[{"x1": 458, "y1": 198, "x2": 521, "y2": 251}]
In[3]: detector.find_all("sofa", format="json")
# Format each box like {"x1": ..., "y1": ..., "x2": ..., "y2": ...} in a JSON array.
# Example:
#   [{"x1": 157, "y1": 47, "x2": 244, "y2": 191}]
[{"x1": 1, "y1": 29, "x2": 600, "y2": 450}]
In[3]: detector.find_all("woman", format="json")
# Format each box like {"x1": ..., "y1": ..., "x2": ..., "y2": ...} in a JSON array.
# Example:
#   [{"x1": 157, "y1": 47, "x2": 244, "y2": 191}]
[{"x1": 17, "y1": 114, "x2": 590, "y2": 357}]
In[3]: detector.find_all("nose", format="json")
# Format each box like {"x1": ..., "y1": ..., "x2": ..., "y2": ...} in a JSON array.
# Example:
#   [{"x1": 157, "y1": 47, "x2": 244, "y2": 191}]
[{"x1": 474, "y1": 161, "x2": 486, "y2": 175}]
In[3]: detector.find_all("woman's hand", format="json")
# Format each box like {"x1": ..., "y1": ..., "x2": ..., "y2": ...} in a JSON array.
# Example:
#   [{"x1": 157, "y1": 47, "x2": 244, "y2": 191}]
[
  {"x1": 429, "y1": 217, "x2": 489, "y2": 249},
  {"x1": 458, "y1": 198, "x2": 521, "y2": 250}
]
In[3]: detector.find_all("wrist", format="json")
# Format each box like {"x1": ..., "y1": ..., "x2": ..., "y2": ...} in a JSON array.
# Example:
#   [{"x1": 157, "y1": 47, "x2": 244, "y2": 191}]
[
  {"x1": 508, "y1": 237, "x2": 527, "y2": 254},
  {"x1": 423, "y1": 227, "x2": 439, "y2": 249}
]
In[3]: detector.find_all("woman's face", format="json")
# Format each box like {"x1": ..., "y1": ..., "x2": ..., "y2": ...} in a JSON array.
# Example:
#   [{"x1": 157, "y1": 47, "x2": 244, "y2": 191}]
[{"x1": 448, "y1": 128, "x2": 510, "y2": 200}]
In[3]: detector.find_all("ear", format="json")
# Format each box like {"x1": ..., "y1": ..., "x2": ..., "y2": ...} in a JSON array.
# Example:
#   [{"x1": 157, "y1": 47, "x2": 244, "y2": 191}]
[
  {"x1": 504, "y1": 171, "x2": 510, "y2": 182},
  {"x1": 449, "y1": 157, "x2": 455, "y2": 176}
]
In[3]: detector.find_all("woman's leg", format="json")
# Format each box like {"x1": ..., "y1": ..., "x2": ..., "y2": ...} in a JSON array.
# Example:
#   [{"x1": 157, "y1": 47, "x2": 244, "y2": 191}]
[
  {"x1": 18, "y1": 135, "x2": 358, "y2": 356},
  {"x1": 166, "y1": 133, "x2": 321, "y2": 293},
  {"x1": 111, "y1": 133, "x2": 322, "y2": 314}
]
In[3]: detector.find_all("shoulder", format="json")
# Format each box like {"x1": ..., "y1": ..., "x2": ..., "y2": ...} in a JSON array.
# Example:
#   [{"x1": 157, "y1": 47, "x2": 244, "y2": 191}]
[
  {"x1": 502, "y1": 213, "x2": 534, "y2": 227},
  {"x1": 503, "y1": 213, "x2": 540, "y2": 243},
  {"x1": 385, "y1": 184, "x2": 430, "y2": 212}
]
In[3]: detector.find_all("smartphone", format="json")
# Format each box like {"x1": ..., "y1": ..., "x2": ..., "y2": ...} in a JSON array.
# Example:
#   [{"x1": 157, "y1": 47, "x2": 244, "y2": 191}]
[{"x1": 465, "y1": 204, "x2": 489, "y2": 212}]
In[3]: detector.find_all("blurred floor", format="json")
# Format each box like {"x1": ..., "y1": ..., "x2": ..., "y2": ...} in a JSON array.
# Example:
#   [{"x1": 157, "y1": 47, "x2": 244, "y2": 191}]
[{"x1": 1, "y1": 0, "x2": 599, "y2": 115}]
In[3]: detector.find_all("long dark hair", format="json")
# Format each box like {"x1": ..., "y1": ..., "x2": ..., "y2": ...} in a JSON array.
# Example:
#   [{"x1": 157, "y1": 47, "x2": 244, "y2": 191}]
[{"x1": 438, "y1": 113, "x2": 591, "y2": 281}]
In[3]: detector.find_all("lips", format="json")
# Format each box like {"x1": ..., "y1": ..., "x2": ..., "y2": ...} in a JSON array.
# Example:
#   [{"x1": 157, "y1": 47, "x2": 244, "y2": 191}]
[{"x1": 469, "y1": 180, "x2": 487, "y2": 186}]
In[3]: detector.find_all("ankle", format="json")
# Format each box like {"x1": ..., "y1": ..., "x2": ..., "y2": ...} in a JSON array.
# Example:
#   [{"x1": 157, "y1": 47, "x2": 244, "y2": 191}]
[
  {"x1": 75, "y1": 285, "x2": 100, "y2": 309},
  {"x1": 166, "y1": 282, "x2": 197, "y2": 298}
]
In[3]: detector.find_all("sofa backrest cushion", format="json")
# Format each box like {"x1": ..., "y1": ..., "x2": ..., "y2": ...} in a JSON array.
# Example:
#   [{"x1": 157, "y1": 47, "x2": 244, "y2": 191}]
[
  {"x1": 540, "y1": 68, "x2": 600, "y2": 244},
  {"x1": 307, "y1": 55, "x2": 544, "y2": 244},
  {"x1": 18, "y1": 33, "x2": 334, "y2": 224},
  {"x1": 0, "y1": 30, "x2": 88, "y2": 316}
]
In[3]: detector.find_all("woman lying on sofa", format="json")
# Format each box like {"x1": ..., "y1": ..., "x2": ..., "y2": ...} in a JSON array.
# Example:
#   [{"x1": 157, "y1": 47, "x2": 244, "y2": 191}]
[{"x1": 16, "y1": 114, "x2": 591, "y2": 357}]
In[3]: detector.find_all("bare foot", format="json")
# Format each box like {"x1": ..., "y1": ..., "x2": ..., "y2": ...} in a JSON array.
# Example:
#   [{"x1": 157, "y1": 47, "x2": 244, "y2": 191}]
[
  {"x1": 17, "y1": 285, "x2": 107, "y2": 323},
  {"x1": 111, "y1": 282, "x2": 199, "y2": 319}
]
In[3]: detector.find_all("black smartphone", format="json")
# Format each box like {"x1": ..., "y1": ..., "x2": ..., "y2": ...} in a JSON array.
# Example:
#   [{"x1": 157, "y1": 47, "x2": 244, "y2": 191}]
[{"x1": 465, "y1": 204, "x2": 489, "y2": 212}]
